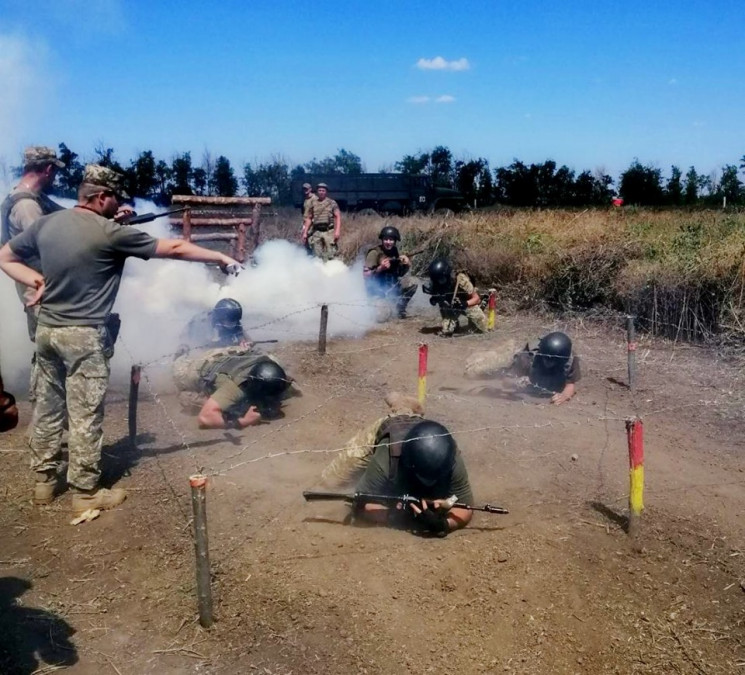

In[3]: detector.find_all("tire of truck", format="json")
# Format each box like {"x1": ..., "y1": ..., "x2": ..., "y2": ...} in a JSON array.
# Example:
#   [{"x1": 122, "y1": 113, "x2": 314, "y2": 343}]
[
  {"x1": 381, "y1": 201, "x2": 404, "y2": 215},
  {"x1": 357, "y1": 208, "x2": 378, "y2": 217}
]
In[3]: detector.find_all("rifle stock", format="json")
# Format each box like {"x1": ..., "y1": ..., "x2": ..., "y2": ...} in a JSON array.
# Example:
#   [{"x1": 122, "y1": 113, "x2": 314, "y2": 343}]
[{"x1": 302, "y1": 490, "x2": 508, "y2": 514}]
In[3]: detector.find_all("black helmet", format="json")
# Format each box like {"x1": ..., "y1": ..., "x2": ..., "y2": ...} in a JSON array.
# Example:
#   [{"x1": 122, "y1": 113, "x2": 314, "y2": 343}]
[
  {"x1": 535, "y1": 332, "x2": 572, "y2": 372},
  {"x1": 379, "y1": 225, "x2": 401, "y2": 241},
  {"x1": 247, "y1": 360, "x2": 290, "y2": 398},
  {"x1": 212, "y1": 298, "x2": 242, "y2": 328},
  {"x1": 428, "y1": 259, "x2": 452, "y2": 285},
  {"x1": 400, "y1": 420, "x2": 456, "y2": 487}
]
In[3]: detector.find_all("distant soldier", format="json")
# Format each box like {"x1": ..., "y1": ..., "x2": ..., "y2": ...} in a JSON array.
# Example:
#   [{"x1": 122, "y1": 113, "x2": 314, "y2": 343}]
[
  {"x1": 363, "y1": 225, "x2": 418, "y2": 319},
  {"x1": 301, "y1": 182, "x2": 318, "y2": 221},
  {"x1": 301, "y1": 183, "x2": 341, "y2": 261},
  {"x1": 512, "y1": 332, "x2": 580, "y2": 405},
  {"x1": 172, "y1": 346, "x2": 298, "y2": 429},
  {"x1": 320, "y1": 393, "x2": 474, "y2": 536},
  {"x1": 182, "y1": 298, "x2": 251, "y2": 349},
  {"x1": 1, "y1": 146, "x2": 65, "y2": 399},
  {"x1": 423, "y1": 258, "x2": 488, "y2": 336}
]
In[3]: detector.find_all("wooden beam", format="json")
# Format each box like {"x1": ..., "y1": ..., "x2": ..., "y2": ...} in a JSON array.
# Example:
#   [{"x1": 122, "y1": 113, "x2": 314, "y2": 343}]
[
  {"x1": 171, "y1": 195, "x2": 271, "y2": 206},
  {"x1": 170, "y1": 218, "x2": 253, "y2": 227},
  {"x1": 188, "y1": 233, "x2": 239, "y2": 242}
]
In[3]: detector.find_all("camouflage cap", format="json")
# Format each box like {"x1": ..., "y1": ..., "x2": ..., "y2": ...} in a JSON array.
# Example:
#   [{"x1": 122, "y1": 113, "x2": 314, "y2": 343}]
[
  {"x1": 317, "y1": 182, "x2": 328, "y2": 189},
  {"x1": 81, "y1": 164, "x2": 130, "y2": 200},
  {"x1": 24, "y1": 146, "x2": 65, "y2": 169},
  {"x1": 302, "y1": 182, "x2": 312, "y2": 189}
]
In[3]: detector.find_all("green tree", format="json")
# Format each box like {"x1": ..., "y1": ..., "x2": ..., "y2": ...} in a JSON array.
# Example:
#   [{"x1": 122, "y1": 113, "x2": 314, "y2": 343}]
[
  {"x1": 213, "y1": 155, "x2": 238, "y2": 196},
  {"x1": 192, "y1": 167, "x2": 207, "y2": 195},
  {"x1": 684, "y1": 166, "x2": 700, "y2": 205},
  {"x1": 718, "y1": 165, "x2": 742, "y2": 205},
  {"x1": 54, "y1": 143, "x2": 84, "y2": 197},
  {"x1": 305, "y1": 148, "x2": 363, "y2": 175},
  {"x1": 394, "y1": 153, "x2": 430, "y2": 175},
  {"x1": 619, "y1": 160, "x2": 664, "y2": 206},
  {"x1": 430, "y1": 146, "x2": 453, "y2": 188},
  {"x1": 666, "y1": 165, "x2": 683, "y2": 205},
  {"x1": 171, "y1": 152, "x2": 194, "y2": 195}
]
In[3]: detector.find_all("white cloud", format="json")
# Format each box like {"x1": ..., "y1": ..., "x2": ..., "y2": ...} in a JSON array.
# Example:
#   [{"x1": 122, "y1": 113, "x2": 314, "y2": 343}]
[
  {"x1": 416, "y1": 56, "x2": 470, "y2": 72},
  {"x1": 0, "y1": 33, "x2": 53, "y2": 177},
  {"x1": 668, "y1": 78, "x2": 678, "y2": 85},
  {"x1": 407, "y1": 96, "x2": 431, "y2": 104},
  {"x1": 435, "y1": 95, "x2": 455, "y2": 103}
]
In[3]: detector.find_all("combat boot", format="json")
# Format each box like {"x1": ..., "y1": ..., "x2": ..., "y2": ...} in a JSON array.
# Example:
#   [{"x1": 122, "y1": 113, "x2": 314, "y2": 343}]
[
  {"x1": 71, "y1": 487, "x2": 127, "y2": 515},
  {"x1": 33, "y1": 471, "x2": 59, "y2": 505}
]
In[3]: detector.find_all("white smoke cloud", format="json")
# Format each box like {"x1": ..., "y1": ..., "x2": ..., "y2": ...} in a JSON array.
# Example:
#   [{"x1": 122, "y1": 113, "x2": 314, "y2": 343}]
[
  {"x1": 415, "y1": 56, "x2": 470, "y2": 72},
  {"x1": 435, "y1": 95, "x2": 456, "y2": 103}
]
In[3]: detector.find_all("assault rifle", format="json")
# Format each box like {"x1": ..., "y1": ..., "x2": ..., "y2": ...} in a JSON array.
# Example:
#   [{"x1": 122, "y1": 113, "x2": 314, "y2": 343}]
[
  {"x1": 124, "y1": 206, "x2": 189, "y2": 225},
  {"x1": 302, "y1": 491, "x2": 509, "y2": 514}
]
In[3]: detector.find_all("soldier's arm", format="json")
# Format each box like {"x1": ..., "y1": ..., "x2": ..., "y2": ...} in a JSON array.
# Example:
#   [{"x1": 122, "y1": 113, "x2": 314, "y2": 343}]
[
  {"x1": 333, "y1": 204, "x2": 341, "y2": 241},
  {"x1": 551, "y1": 382, "x2": 576, "y2": 406},
  {"x1": 197, "y1": 397, "x2": 261, "y2": 429},
  {"x1": 0, "y1": 243, "x2": 44, "y2": 302}
]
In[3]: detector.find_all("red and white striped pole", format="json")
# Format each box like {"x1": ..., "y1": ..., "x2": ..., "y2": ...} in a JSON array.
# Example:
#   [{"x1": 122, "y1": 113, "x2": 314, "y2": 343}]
[{"x1": 417, "y1": 343, "x2": 428, "y2": 406}]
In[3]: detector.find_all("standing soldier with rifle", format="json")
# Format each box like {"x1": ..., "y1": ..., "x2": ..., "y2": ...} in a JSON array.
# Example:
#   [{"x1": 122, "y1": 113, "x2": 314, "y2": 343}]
[
  {"x1": 363, "y1": 225, "x2": 418, "y2": 319},
  {"x1": 314, "y1": 393, "x2": 481, "y2": 536},
  {"x1": 423, "y1": 258, "x2": 488, "y2": 337},
  {"x1": 301, "y1": 183, "x2": 341, "y2": 261}
]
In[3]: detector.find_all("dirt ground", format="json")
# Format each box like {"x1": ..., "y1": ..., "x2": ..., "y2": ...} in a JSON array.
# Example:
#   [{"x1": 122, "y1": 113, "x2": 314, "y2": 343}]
[{"x1": 1, "y1": 307, "x2": 744, "y2": 674}]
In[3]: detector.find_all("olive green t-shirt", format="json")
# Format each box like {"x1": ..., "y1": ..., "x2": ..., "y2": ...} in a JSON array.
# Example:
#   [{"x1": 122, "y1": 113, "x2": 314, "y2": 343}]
[
  {"x1": 10, "y1": 208, "x2": 158, "y2": 327},
  {"x1": 355, "y1": 442, "x2": 474, "y2": 505}
]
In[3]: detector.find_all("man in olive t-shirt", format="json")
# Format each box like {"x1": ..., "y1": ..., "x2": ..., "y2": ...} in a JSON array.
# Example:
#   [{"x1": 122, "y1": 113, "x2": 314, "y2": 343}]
[{"x1": 0, "y1": 164, "x2": 242, "y2": 514}]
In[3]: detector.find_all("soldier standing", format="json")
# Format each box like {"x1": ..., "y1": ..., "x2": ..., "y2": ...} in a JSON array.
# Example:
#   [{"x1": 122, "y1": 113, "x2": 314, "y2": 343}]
[
  {"x1": 423, "y1": 258, "x2": 488, "y2": 336},
  {"x1": 0, "y1": 164, "x2": 243, "y2": 514},
  {"x1": 301, "y1": 182, "x2": 341, "y2": 261},
  {"x1": 363, "y1": 225, "x2": 418, "y2": 318},
  {"x1": 1, "y1": 146, "x2": 65, "y2": 399}
]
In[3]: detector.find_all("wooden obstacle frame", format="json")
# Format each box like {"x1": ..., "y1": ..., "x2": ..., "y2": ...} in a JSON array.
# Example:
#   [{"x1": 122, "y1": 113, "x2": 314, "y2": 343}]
[{"x1": 170, "y1": 195, "x2": 272, "y2": 263}]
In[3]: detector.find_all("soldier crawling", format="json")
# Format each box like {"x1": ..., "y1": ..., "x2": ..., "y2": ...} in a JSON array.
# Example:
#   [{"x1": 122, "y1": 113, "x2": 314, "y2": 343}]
[
  {"x1": 363, "y1": 225, "x2": 418, "y2": 319},
  {"x1": 512, "y1": 331, "x2": 580, "y2": 405},
  {"x1": 423, "y1": 258, "x2": 488, "y2": 336},
  {"x1": 320, "y1": 393, "x2": 475, "y2": 536},
  {"x1": 172, "y1": 346, "x2": 299, "y2": 429},
  {"x1": 181, "y1": 298, "x2": 251, "y2": 349}
]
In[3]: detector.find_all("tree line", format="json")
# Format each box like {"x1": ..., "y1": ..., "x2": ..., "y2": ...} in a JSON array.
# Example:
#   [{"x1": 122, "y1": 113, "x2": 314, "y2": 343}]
[{"x1": 39, "y1": 143, "x2": 745, "y2": 208}]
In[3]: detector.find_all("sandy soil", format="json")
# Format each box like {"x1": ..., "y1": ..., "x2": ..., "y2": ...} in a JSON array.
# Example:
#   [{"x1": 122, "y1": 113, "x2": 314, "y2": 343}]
[{"x1": 1, "y1": 307, "x2": 744, "y2": 674}]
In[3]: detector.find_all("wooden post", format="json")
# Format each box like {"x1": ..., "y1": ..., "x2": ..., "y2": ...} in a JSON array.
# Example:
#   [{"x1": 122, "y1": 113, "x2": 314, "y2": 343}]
[
  {"x1": 128, "y1": 365, "x2": 141, "y2": 448},
  {"x1": 182, "y1": 206, "x2": 192, "y2": 243},
  {"x1": 627, "y1": 316, "x2": 636, "y2": 391},
  {"x1": 625, "y1": 417, "x2": 644, "y2": 537},
  {"x1": 251, "y1": 203, "x2": 261, "y2": 253},
  {"x1": 189, "y1": 475, "x2": 214, "y2": 628},
  {"x1": 236, "y1": 222, "x2": 247, "y2": 263},
  {"x1": 418, "y1": 343, "x2": 428, "y2": 406},
  {"x1": 487, "y1": 289, "x2": 497, "y2": 330},
  {"x1": 318, "y1": 304, "x2": 329, "y2": 355}
]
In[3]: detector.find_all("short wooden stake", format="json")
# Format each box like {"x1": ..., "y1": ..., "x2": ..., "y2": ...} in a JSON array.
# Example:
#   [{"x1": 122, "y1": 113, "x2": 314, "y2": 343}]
[
  {"x1": 128, "y1": 365, "x2": 141, "y2": 448},
  {"x1": 182, "y1": 207, "x2": 192, "y2": 242},
  {"x1": 318, "y1": 304, "x2": 329, "y2": 355},
  {"x1": 418, "y1": 343, "x2": 428, "y2": 406},
  {"x1": 487, "y1": 289, "x2": 497, "y2": 330},
  {"x1": 625, "y1": 417, "x2": 644, "y2": 537},
  {"x1": 627, "y1": 316, "x2": 636, "y2": 391},
  {"x1": 190, "y1": 474, "x2": 214, "y2": 628}
]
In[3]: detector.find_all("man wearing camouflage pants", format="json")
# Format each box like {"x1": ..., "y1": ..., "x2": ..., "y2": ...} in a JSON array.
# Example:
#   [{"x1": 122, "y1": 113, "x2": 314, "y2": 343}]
[
  {"x1": 0, "y1": 165, "x2": 242, "y2": 515},
  {"x1": 301, "y1": 182, "x2": 341, "y2": 261}
]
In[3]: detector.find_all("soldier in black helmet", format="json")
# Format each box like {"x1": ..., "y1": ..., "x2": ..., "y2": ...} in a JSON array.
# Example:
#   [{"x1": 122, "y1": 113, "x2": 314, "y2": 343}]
[
  {"x1": 511, "y1": 331, "x2": 581, "y2": 405},
  {"x1": 363, "y1": 225, "x2": 418, "y2": 319},
  {"x1": 321, "y1": 393, "x2": 474, "y2": 535},
  {"x1": 181, "y1": 297, "x2": 252, "y2": 349},
  {"x1": 423, "y1": 258, "x2": 488, "y2": 336},
  {"x1": 172, "y1": 346, "x2": 299, "y2": 429}
]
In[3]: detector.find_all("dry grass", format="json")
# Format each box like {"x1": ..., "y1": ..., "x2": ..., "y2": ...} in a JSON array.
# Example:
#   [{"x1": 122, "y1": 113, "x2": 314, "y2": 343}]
[{"x1": 264, "y1": 206, "x2": 745, "y2": 343}]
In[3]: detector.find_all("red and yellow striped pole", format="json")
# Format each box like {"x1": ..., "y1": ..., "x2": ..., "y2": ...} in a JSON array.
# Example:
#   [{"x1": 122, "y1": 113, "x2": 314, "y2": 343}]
[
  {"x1": 418, "y1": 343, "x2": 428, "y2": 406},
  {"x1": 487, "y1": 289, "x2": 496, "y2": 330},
  {"x1": 625, "y1": 417, "x2": 644, "y2": 536}
]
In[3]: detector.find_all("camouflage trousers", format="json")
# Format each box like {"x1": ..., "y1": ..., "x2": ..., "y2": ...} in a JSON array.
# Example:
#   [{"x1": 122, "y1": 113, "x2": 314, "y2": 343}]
[
  {"x1": 16, "y1": 282, "x2": 40, "y2": 401},
  {"x1": 31, "y1": 325, "x2": 111, "y2": 491},
  {"x1": 307, "y1": 228, "x2": 338, "y2": 262},
  {"x1": 320, "y1": 412, "x2": 422, "y2": 487},
  {"x1": 440, "y1": 305, "x2": 488, "y2": 336},
  {"x1": 320, "y1": 417, "x2": 388, "y2": 487}
]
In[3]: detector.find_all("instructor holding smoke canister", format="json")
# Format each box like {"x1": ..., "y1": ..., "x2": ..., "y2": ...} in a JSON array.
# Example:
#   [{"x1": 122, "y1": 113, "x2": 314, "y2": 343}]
[{"x1": 0, "y1": 164, "x2": 243, "y2": 516}]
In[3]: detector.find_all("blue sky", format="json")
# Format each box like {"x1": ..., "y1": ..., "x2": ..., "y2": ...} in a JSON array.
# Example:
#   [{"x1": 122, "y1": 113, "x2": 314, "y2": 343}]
[{"x1": 1, "y1": 0, "x2": 744, "y2": 181}]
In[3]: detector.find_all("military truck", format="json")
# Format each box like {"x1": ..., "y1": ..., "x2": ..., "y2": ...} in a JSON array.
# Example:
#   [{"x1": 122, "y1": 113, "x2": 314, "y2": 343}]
[{"x1": 292, "y1": 174, "x2": 467, "y2": 215}]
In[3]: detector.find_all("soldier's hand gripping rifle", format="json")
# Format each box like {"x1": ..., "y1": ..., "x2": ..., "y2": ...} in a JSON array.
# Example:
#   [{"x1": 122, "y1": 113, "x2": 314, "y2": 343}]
[
  {"x1": 123, "y1": 206, "x2": 189, "y2": 226},
  {"x1": 302, "y1": 491, "x2": 509, "y2": 514}
]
